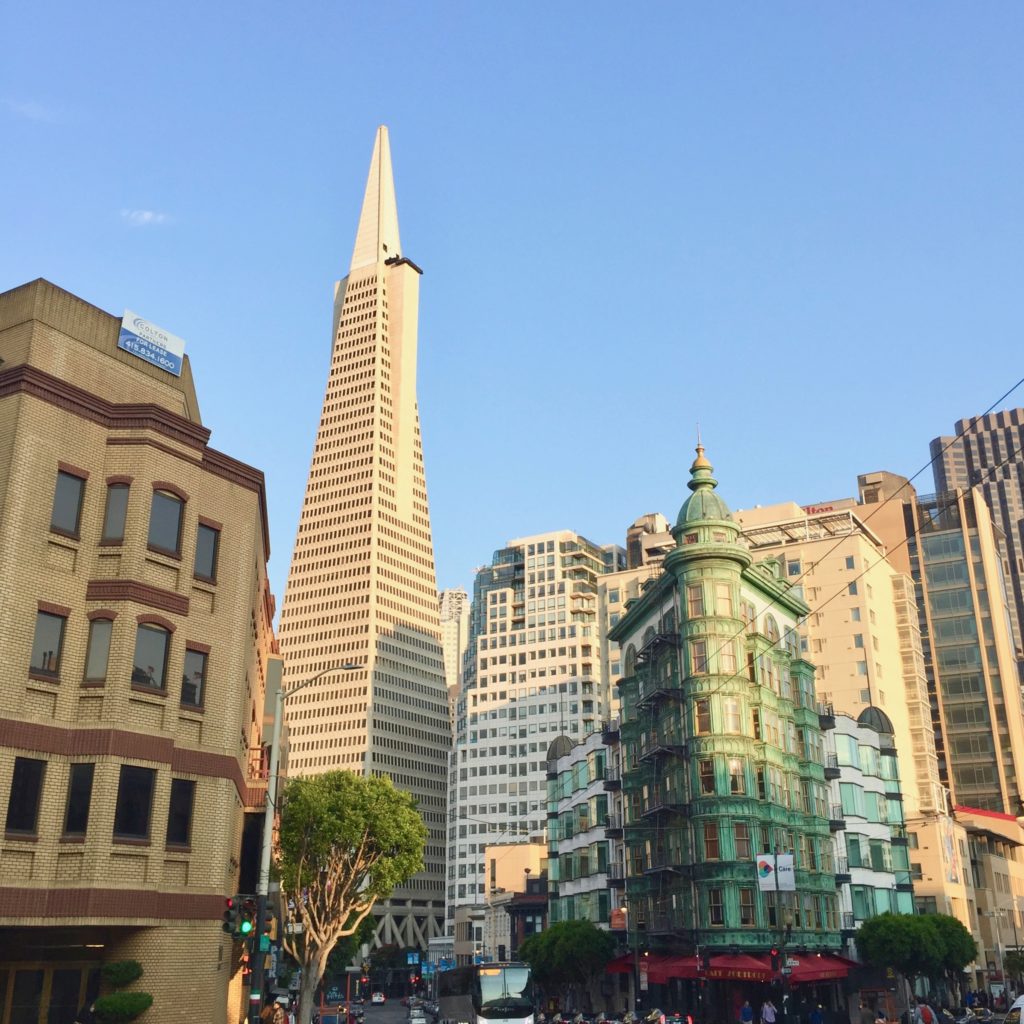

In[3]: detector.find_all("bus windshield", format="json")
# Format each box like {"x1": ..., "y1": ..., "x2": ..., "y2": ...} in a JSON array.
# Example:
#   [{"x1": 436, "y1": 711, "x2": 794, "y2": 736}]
[{"x1": 477, "y1": 966, "x2": 533, "y2": 1017}]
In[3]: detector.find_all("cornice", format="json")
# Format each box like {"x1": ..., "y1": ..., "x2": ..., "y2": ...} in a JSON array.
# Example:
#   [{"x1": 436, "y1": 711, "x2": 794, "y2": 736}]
[{"x1": 86, "y1": 579, "x2": 189, "y2": 617}]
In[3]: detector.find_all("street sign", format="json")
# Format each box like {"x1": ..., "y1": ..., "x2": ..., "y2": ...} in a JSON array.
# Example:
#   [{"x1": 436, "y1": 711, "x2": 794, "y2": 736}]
[
  {"x1": 326, "y1": 987, "x2": 342, "y2": 1003},
  {"x1": 639, "y1": 966, "x2": 649, "y2": 992},
  {"x1": 781, "y1": 967, "x2": 793, "y2": 976},
  {"x1": 786, "y1": 958, "x2": 800, "y2": 967},
  {"x1": 407, "y1": 952, "x2": 421, "y2": 966}
]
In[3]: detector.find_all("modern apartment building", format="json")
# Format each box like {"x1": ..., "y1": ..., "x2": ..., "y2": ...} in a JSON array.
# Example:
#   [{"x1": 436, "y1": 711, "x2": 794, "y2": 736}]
[
  {"x1": 826, "y1": 709, "x2": 914, "y2": 954},
  {"x1": 546, "y1": 731, "x2": 617, "y2": 930},
  {"x1": 610, "y1": 448, "x2": 842, "y2": 965},
  {"x1": 446, "y1": 530, "x2": 620, "y2": 930},
  {"x1": 930, "y1": 409, "x2": 1024, "y2": 670},
  {"x1": 277, "y1": 127, "x2": 449, "y2": 947},
  {"x1": 0, "y1": 280, "x2": 276, "y2": 1024}
]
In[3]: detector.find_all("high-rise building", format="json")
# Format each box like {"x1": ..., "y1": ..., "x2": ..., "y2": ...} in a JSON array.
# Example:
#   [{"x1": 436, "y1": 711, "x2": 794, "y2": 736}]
[
  {"x1": 735, "y1": 500, "x2": 944, "y2": 819},
  {"x1": 277, "y1": 127, "x2": 449, "y2": 948},
  {"x1": 930, "y1": 409, "x2": 1024, "y2": 671},
  {"x1": 610, "y1": 448, "x2": 842, "y2": 972},
  {"x1": 858, "y1": 474, "x2": 1024, "y2": 815},
  {"x1": 439, "y1": 587, "x2": 471, "y2": 721},
  {"x1": 446, "y1": 530, "x2": 620, "y2": 930},
  {"x1": 0, "y1": 280, "x2": 277, "y2": 1024}
]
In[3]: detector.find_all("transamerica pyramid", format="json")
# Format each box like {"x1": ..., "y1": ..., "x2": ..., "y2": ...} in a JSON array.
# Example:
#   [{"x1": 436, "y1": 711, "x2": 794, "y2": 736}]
[{"x1": 278, "y1": 127, "x2": 450, "y2": 948}]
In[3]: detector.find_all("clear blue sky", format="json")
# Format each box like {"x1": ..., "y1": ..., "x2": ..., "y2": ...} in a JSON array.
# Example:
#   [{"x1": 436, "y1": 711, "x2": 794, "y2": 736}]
[{"x1": 4, "y1": 4, "x2": 1023, "y2": 602}]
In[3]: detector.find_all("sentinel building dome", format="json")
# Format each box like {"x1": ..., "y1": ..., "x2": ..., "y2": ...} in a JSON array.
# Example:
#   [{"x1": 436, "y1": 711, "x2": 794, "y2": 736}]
[{"x1": 675, "y1": 444, "x2": 734, "y2": 529}]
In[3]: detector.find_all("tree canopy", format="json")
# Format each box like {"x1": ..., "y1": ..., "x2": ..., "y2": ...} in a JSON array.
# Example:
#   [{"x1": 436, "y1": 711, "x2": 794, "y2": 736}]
[
  {"x1": 856, "y1": 913, "x2": 975, "y2": 984},
  {"x1": 519, "y1": 920, "x2": 615, "y2": 1007},
  {"x1": 277, "y1": 771, "x2": 427, "y2": 1023}
]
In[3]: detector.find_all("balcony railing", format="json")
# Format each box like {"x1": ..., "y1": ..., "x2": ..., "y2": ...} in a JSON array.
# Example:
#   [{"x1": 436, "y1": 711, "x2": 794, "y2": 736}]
[
  {"x1": 825, "y1": 753, "x2": 841, "y2": 779},
  {"x1": 841, "y1": 912, "x2": 856, "y2": 931}
]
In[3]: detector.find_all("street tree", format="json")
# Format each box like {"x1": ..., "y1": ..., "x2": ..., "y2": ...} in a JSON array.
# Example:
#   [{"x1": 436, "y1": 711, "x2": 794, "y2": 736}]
[
  {"x1": 519, "y1": 920, "x2": 615, "y2": 1011},
  {"x1": 857, "y1": 913, "x2": 945, "y2": 987},
  {"x1": 277, "y1": 771, "x2": 427, "y2": 1023},
  {"x1": 1004, "y1": 951, "x2": 1024, "y2": 992},
  {"x1": 857, "y1": 912, "x2": 974, "y2": 996}
]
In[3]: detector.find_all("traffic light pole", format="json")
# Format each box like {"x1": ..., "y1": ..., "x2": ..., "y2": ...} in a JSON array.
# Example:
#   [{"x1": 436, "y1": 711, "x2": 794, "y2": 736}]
[{"x1": 249, "y1": 663, "x2": 358, "y2": 1024}]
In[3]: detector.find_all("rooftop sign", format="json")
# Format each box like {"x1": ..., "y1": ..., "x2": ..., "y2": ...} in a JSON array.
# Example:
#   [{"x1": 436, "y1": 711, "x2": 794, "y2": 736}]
[{"x1": 118, "y1": 309, "x2": 185, "y2": 376}]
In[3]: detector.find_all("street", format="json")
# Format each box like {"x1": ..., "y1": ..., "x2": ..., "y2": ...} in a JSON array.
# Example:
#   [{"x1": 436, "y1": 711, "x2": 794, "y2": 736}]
[{"x1": 317, "y1": 1001, "x2": 413, "y2": 1024}]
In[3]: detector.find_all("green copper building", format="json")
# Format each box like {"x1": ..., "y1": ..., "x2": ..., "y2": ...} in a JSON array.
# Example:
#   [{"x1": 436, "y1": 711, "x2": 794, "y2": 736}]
[{"x1": 608, "y1": 448, "x2": 842, "y2": 963}]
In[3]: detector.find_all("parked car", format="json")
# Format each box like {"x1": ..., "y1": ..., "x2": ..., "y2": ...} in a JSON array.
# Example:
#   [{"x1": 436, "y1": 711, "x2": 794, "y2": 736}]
[{"x1": 371, "y1": 992, "x2": 386, "y2": 1005}]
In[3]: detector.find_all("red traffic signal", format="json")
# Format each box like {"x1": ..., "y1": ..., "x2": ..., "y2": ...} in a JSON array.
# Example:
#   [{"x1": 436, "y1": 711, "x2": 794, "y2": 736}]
[
  {"x1": 770, "y1": 948, "x2": 781, "y2": 971},
  {"x1": 223, "y1": 897, "x2": 238, "y2": 934}
]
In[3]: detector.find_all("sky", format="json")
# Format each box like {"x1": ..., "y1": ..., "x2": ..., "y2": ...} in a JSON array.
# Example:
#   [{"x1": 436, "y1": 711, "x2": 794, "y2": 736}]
[{"x1": 3, "y1": 4, "x2": 1023, "y2": 603}]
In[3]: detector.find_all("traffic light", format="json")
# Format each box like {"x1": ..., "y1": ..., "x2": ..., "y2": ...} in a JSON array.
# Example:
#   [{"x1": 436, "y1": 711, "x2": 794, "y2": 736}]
[
  {"x1": 770, "y1": 948, "x2": 780, "y2": 971},
  {"x1": 223, "y1": 896, "x2": 241, "y2": 935},
  {"x1": 263, "y1": 914, "x2": 278, "y2": 942},
  {"x1": 239, "y1": 896, "x2": 257, "y2": 937},
  {"x1": 240, "y1": 949, "x2": 252, "y2": 981}
]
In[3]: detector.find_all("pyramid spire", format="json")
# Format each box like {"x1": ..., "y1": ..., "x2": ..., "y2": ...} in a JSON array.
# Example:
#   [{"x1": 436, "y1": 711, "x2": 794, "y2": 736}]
[{"x1": 349, "y1": 125, "x2": 402, "y2": 272}]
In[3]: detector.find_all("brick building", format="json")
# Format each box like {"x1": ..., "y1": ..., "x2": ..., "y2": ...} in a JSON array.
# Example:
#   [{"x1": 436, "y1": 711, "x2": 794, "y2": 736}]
[{"x1": 0, "y1": 280, "x2": 277, "y2": 1024}]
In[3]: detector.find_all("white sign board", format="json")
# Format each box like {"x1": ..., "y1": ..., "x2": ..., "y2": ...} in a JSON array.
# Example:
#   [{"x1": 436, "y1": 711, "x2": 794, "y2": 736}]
[
  {"x1": 755, "y1": 854, "x2": 796, "y2": 892},
  {"x1": 118, "y1": 310, "x2": 186, "y2": 376}
]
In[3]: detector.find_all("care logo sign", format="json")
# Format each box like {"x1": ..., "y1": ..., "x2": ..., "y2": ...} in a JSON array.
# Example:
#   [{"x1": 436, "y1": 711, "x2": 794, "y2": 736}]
[
  {"x1": 118, "y1": 310, "x2": 185, "y2": 376},
  {"x1": 755, "y1": 853, "x2": 796, "y2": 891}
]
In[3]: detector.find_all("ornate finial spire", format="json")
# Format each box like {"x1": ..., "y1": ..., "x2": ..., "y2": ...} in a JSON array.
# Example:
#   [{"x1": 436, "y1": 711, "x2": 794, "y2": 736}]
[{"x1": 689, "y1": 442, "x2": 713, "y2": 483}]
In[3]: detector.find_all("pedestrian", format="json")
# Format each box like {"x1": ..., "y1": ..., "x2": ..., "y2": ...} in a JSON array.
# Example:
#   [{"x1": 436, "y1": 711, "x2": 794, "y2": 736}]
[
  {"x1": 741, "y1": 1002, "x2": 754, "y2": 1024},
  {"x1": 860, "y1": 1003, "x2": 875, "y2": 1024},
  {"x1": 874, "y1": 1009, "x2": 887, "y2": 1024},
  {"x1": 810, "y1": 1005, "x2": 824, "y2": 1024},
  {"x1": 762, "y1": 1000, "x2": 778, "y2": 1024},
  {"x1": 913, "y1": 997, "x2": 937, "y2": 1024}
]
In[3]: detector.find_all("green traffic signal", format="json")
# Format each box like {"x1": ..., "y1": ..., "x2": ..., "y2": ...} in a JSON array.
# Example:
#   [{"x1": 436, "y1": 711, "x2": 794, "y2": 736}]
[{"x1": 240, "y1": 919, "x2": 254, "y2": 936}]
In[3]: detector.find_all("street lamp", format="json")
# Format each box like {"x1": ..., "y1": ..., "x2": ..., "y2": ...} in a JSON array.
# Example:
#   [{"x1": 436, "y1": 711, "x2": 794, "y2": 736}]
[{"x1": 249, "y1": 662, "x2": 360, "y2": 1023}]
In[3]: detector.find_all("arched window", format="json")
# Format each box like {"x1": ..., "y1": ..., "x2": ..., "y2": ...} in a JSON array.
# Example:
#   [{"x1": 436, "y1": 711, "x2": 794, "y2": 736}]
[
  {"x1": 740, "y1": 601, "x2": 757, "y2": 633},
  {"x1": 624, "y1": 644, "x2": 637, "y2": 676},
  {"x1": 764, "y1": 615, "x2": 780, "y2": 643}
]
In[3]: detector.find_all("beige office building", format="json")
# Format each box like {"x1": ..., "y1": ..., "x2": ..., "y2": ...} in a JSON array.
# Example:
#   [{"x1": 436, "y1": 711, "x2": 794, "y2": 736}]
[
  {"x1": 735, "y1": 500, "x2": 944, "y2": 819},
  {"x1": 277, "y1": 127, "x2": 449, "y2": 948},
  {"x1": 0, "y1": 280, "x2": 277, "y2": 1024}
]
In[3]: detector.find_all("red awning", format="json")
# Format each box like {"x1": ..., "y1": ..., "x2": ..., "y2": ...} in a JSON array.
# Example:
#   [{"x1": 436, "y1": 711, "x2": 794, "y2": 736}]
[
  {"x1": 786, "y1": 954, "x2": 854, "y2": 983},
  {"x1": 606, "y1": 954, "x2": 634, "y2": 975},
  {"x1": 707, "y1": 954, "x2": 773, "y2": 982},
  {"x1": 661, "y1": 956, "x2": 701, "y2": 980}
]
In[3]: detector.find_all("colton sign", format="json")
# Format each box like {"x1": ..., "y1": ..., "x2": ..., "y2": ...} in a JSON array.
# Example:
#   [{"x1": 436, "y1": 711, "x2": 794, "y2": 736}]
[{"x1": 118, "y1": 310, "x2": 186, "y2": 376}]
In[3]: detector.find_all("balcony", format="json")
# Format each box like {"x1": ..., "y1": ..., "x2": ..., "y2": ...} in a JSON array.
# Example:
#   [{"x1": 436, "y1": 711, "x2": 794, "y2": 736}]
[
  {"x1": 646, "y1": 911, "x2": 686, "y2": 935},
  {"x1": 829, "y1": 804, "x2": 846, "y2": 831},
  {"x1": 643, "y1": 852, "x2": 684, "y2": 878},
  {"x1": 605, "y1": 813, "x2": 624, "y2": 839},
  {"x1": 841, "y1": 912, "x2": 856, "y2": 936},
  {"x1": 607, "y1": 864, "x2": 627, "y2": 888},
  {"x1": 603, "y1": 765, "x2": 622, "y2": 790},
  {"x1": 824, "y1": 753, "x2": 841, "y2": 780},
  {"x1": 638, "y1": 733, "x2": 688, "y2": 763},
  {"x1": 834, "y1": 856, "x2": 851, "y2": 884},
  {"x1": 890, "y1": 823, "x2": 909, "y2": 846},
  {"x1": 818, "y1": 701, "x2": 836, "y2": 731},
  {"x1": 635, "y1": 632, "x2": 681, "y2": 666},
  {"x1": 602, "y1": 719, "x2": 621, "y2": 744},
  {"x1": 642, "y1": 792, "x2": 689, "y2": 818}
]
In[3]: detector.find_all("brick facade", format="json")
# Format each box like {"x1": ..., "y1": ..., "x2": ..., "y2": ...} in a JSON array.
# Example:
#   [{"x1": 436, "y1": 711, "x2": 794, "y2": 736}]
[{"x1": 0, "y1": 279, "x2": 277, "y2": 1024}]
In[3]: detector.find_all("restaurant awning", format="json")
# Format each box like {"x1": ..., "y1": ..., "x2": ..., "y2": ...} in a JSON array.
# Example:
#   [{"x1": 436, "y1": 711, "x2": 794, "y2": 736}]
[
  {"x1": 706, "y1": 954, "x2": 773, "y2": 982},
  {"x1": 786, "y1": 953, "x2": 855, "y2": 983}
]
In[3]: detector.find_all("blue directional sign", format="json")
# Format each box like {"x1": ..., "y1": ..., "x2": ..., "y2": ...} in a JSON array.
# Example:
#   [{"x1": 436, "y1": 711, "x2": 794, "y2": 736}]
[{"x1": 407, "y1": 951, "x2": 421, "y2": 966}]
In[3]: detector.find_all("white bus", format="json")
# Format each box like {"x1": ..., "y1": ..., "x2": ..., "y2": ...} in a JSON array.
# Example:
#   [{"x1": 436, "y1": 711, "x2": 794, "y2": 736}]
[{"x1": 437, "y1": 962, "x2": 534, "y2": 1024}]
